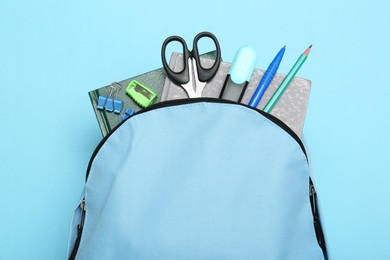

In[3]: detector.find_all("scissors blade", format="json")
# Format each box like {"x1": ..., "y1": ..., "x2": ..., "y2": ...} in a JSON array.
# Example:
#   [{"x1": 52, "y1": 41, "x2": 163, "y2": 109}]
[
  {"x1": 181, "y1": 81, "x2": 197, "y2": 98},
  {"x1": 191, "y1": 58, "x2": 207, "y2": 97},
  {"x1": 180, "y1": 57, "x2": 197, "y2": 98}
]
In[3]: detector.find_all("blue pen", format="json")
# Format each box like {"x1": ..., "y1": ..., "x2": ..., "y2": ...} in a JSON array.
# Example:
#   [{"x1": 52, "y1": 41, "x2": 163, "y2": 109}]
[{"x1": 248, "y1": 46, "x2": 286, "y2": 108}]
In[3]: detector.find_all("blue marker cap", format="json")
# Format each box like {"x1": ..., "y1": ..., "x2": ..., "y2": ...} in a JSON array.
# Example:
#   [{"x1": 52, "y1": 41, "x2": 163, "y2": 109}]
[{"x1": 229, "y1": 46, "x2": 258, "y2": 84}]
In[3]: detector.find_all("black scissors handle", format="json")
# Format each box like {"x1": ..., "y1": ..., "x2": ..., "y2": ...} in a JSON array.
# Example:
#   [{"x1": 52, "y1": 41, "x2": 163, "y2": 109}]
[
  {"x1": 161, "y1": 32, "x2": 221, "y2": 86},
  {"x1": 161, "y1": 35, "x2": 191, "y2": 86},
  {"x1": 192, "y1": 31, "x2": 221, "y2": 83}
]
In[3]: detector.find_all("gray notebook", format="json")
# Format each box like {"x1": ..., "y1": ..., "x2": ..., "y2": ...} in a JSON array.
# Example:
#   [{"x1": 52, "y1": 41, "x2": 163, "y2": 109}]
[{"x1": 161, "y1": 53, "x2": 311, "y2": 137}]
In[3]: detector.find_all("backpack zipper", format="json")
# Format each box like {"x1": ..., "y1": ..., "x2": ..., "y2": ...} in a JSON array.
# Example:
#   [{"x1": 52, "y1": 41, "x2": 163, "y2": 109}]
[
  {"x1": 69, "y1": 199, "x2": 86, "y2": 260},
  {"x1": 310, "y1": 180, "x2": 328, "y2": 259}
]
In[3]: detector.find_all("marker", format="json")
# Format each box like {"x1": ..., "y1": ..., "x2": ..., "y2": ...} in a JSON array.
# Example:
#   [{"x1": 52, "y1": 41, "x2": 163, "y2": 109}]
[
  {"x1": 248, "y1": 46, "x2": 285, "y2": 108},
  {"x1": 219, "y1": 46, "x2": 257, "y2": 102},
  {"x1": 263, "y1": 45, "x2": 312, "y2": 113}
]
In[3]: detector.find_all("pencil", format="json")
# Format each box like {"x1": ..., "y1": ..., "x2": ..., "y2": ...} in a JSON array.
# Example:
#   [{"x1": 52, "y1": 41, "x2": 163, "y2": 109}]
[{"x1": 263, "y1": 45, "x2": 312, "y2": 113}]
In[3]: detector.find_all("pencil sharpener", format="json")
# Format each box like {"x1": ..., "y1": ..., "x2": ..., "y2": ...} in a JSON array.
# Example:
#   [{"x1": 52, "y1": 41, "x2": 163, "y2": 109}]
[{"x1": 126, "y1": 80, "x2": 157, "y2": 108}]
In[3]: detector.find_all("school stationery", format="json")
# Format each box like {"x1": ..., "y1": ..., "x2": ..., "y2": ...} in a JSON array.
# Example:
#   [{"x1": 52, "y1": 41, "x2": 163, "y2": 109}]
[
  {"x1": 161, "y1": 53, "x2": 311, "y2": 137},
  {"x1": 219, "y1": 46, "x2": 258, "y2": 102},
  {"x1": 263, "y1": 45, "x2": 312, "y2": 113},
  {"x1": 88, "y1": 52, "x2": 219, "y2": 137},
  {"x1": 96, "y1": 82, "x2": 123, "y2": 114},
  {"x1": 248, "y1": 46, "x2": 285, "y2": 107},
  {"x1": 161, "y1": 31, "x2": 221, "y2": 98},
  {"x1": 126, "y1": 80, "x2": 157, "y2": 108}
]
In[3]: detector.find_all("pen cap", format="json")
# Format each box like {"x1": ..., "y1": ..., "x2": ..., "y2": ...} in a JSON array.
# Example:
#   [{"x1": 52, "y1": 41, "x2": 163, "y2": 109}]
[{"x1": 229, "y1": 46, "x2": 258, "y2": 84}]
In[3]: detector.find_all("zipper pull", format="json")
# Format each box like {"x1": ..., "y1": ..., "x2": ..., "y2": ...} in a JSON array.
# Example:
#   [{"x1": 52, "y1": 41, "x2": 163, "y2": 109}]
[
  {"x1": 78, "y1": 199, "x2": 86, "y2": 230},
  {"x1": 70, "y1": 199, "x2": 86, "y2": 260},
  {"x1": 310, "y1": 184, "x2": 317, "y2": 216}
]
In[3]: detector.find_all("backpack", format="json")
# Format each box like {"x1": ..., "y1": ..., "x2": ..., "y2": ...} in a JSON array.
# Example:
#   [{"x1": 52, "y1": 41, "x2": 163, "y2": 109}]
[{"x1": 68, "y1": 98, "x2": 327, "y2": 259}]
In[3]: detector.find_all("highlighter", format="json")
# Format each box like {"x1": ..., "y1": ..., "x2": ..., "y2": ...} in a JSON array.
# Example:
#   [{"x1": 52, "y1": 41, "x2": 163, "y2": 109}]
[{"x1": 219, "y1": 46, "x2": 257, "y2": 102}]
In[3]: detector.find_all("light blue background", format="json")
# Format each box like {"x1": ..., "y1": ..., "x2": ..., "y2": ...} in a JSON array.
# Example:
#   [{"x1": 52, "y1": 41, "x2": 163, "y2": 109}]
[{"x1": 1, "y1": 0, "x2": 389, "y2": 259}]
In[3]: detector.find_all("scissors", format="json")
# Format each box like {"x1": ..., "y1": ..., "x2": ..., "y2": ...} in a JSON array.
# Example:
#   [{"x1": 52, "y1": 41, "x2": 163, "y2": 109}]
[{"x1": 161, "y1": 32, "x2": 221, "y2": 98}]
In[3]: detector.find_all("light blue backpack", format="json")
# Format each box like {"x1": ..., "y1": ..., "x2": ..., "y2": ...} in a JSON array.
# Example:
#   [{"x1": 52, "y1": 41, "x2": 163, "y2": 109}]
[{"x1": 68, "y1": 98, "x2": 327, "y2": 259}]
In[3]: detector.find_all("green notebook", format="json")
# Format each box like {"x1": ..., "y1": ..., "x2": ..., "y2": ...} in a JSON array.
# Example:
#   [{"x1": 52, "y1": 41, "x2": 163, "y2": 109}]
[{"x1": 89, "y1": 52, "x2": 218, "y2": 136}]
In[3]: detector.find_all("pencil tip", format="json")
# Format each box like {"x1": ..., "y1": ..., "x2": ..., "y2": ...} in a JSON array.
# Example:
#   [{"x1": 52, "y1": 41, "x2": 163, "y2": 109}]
[
  {"x1": 303, "y1": 45, "x2": 312, "y2": 56},
  {"x1": 283, "y1": 45, "x2": 286, "y2": 48},
  {"x1": 309, "y1": 44, "x2": 313, "y2": 48}
]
